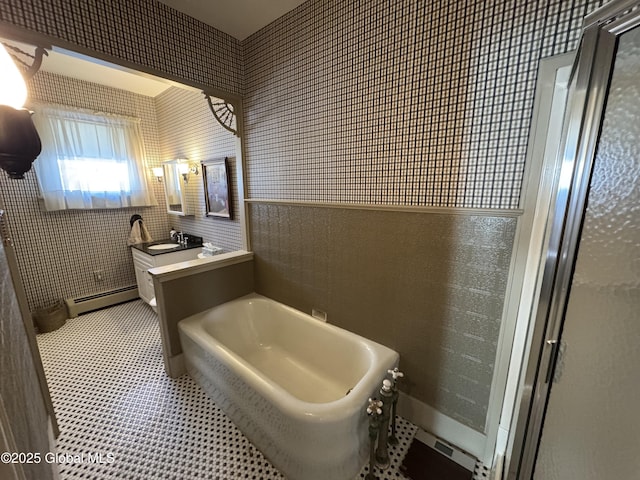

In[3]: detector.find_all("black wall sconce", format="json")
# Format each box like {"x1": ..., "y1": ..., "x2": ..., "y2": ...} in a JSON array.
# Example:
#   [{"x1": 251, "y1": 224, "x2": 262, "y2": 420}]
[{"x1": 0, "y1": 41, "x2": 48, "y2": 179}]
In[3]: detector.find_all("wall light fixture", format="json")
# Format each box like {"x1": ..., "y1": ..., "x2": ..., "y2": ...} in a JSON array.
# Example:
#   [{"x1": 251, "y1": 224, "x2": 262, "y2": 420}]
[
  {"x1": 152, "y1": 167, "x2": 163, "y2": 182},
  {"x1": 178, "y1": 162, "x2": 190, "y2": 183},
  {"x1": 176, "y1": 159, "x2": 199, "y2": 183},
  {"x1": 0, "y1": 41, "x2": 48, "y2": 179}
]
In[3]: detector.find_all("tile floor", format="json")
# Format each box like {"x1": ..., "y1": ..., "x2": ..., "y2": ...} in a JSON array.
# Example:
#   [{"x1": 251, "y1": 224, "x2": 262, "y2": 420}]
[{"x1": 37, "y1": 299, "x2": 490, "y2": 480}]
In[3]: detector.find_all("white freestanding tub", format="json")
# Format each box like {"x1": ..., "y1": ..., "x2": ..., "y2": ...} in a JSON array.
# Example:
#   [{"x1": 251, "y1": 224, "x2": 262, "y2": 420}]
[{"x1": 178, "y1": 293, "x2": 399, "y2": 480}]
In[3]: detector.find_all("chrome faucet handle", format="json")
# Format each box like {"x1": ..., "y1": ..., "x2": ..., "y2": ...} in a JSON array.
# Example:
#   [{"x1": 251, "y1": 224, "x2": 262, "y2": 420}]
[{"x1": 367, "y1": 397, "x2": 383, "y2": 416}]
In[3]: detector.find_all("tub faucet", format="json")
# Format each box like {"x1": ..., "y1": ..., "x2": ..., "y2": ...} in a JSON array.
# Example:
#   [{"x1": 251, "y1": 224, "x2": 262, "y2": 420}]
[
  {"x1": 374, "y1": 379, "x2": 393, "y2": 469},
  {"x1": 365, "y1": 397, "x2": 383, "y2": 480},
  {"x1": 387, "y1": 368, "x2": 404, "y2": 445}
]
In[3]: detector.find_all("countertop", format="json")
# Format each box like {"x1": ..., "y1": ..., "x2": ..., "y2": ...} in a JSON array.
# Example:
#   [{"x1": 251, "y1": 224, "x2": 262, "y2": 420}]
[{"x1": 130, "y1": 239, "x2": 203, "y2": 256}]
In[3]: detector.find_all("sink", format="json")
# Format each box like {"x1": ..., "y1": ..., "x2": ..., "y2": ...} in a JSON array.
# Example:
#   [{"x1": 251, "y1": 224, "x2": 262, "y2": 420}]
[{"x1": 148, "y1": 243, "x2": 179, "y2": 250}]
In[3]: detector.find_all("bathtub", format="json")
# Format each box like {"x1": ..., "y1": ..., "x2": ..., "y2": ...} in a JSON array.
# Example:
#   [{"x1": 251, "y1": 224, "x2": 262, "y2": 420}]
[{"x1": 178, "y1": 293, "x2": 399, "y2": 480}]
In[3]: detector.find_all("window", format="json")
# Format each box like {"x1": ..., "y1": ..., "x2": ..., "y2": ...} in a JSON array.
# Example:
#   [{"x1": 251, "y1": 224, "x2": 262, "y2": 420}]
[{"x1": 31, "y1": 104, "x2": 156, "y2": 211}]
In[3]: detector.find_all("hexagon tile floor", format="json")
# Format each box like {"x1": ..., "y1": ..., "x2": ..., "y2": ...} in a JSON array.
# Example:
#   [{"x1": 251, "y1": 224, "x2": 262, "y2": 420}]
[{"x1": 36, "y1": 299, "x2": 490, "y2": 480}]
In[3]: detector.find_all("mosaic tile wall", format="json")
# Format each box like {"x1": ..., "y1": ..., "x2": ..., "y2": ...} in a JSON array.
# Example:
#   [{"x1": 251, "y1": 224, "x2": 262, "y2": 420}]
[
  {"x1": 249, "y1": 204, "x2": 517, "y2": 431},
  {"x1": 0, "y1": 0, "x2": 243, "y2": 96},
  {"x1": 155, "y1": 87, "x2": 243, "y2": 252},
  {"x1": 0, "y1": 71, "x2": 170, "y2": 312},
  {"x1": 243, "y1": 0, "x2": 604, "y2": 208}
]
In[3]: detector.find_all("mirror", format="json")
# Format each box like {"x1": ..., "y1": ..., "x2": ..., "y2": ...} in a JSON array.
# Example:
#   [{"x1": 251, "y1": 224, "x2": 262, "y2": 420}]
[{"x1": 163, "y1": 160, "x2": 193, "y2": 216}]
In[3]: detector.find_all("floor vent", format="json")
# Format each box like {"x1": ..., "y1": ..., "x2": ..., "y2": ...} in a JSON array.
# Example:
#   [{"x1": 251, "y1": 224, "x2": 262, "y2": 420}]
[
  {"x1": 65, "y1": 285, "x2": 139, "y2": 318},
  {"x1": 401, "y1": 428, "x2": 477, "y2": 480}
]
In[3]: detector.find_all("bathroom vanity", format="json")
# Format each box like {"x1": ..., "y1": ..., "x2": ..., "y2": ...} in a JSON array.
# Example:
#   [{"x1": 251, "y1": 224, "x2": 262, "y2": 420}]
[{"x1": 131, "y1": 241, "x2": 202, "y2": 305}]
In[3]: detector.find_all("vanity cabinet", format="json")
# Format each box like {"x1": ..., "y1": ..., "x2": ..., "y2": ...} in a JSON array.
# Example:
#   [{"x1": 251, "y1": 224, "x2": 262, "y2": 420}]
[{"x1": 132, "y1": 248, "x2": 200, "y2": 305}]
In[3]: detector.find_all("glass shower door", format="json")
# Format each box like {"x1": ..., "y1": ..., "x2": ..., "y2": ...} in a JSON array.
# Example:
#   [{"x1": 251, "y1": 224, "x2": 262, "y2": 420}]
[{"x1": 533, "y1": 21, "x2": 640, "y2": 480}]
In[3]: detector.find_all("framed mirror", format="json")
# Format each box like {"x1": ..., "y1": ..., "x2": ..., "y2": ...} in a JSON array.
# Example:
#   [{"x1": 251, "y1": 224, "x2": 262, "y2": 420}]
[
  {"x1": 163, "y1": 160, "x2": 193, "y2": 216},
  {"x1": 202, "y1": 157, "x2": 233, "y2": 219}
]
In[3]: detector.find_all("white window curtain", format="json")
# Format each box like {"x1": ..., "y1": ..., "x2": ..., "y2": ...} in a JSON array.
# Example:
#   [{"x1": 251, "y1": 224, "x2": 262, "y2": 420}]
[{"x1": 31, "y1": 104, "x2": 157, "y2": 211}]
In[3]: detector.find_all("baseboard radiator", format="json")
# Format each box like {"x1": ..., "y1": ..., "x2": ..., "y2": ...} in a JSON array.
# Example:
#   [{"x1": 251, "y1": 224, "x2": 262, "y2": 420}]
[{"x1": 65, "y1": 285, "x2": 139, "y2": 318}]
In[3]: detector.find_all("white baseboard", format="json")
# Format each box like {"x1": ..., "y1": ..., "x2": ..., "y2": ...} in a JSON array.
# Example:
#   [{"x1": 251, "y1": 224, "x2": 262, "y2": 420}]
[{"x1": 397, "y1": 391, "x2": 489, "y2": 465}]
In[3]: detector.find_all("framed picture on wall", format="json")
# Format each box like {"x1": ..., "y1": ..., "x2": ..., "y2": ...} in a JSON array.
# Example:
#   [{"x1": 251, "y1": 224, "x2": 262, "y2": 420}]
[{"x1": 202, "y1": 158, "x2": 233, "y2": 219}]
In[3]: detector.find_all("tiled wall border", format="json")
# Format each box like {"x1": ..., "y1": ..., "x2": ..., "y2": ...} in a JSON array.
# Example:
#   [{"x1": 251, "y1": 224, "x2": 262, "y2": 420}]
[{"x1": 245, "y1": 199, "x2": 524, "y2": 218}]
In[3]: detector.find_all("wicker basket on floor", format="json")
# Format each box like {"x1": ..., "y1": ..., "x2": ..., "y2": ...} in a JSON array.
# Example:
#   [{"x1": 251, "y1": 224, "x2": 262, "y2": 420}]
[{"x1": 33, "y1": 301, "x2": 67, "y2": 333}]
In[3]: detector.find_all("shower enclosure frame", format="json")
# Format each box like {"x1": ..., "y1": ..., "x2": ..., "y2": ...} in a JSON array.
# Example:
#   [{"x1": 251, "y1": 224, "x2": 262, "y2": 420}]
[{"x1": 506, "y1": 1, "x2": 640, "y2": 478}]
